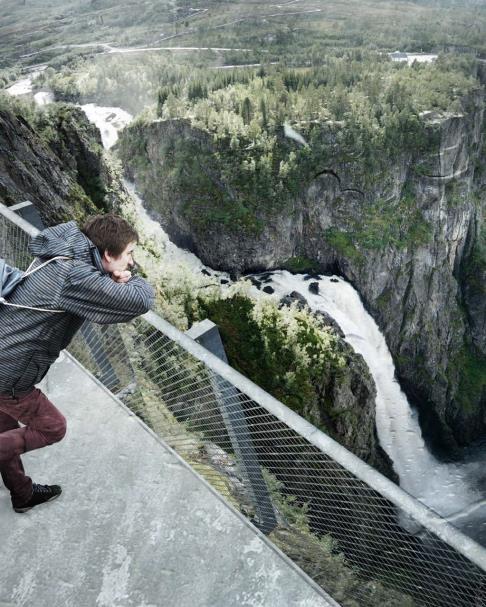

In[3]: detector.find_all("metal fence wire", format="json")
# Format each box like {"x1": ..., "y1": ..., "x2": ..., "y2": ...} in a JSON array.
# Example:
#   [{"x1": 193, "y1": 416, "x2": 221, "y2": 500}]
[{"x1": 2, "y1": 202, "x2": 486, "y2": 607}]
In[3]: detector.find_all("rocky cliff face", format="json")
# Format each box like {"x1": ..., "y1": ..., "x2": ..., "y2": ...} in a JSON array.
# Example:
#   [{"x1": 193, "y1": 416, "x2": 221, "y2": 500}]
[
  {"x1": 0, "y1": 104, "x2": 125, "y2": 224},
  {"x1": 295, "y1": 92, "x2": 486, "y2": 454},
  {"x1": 311, "y1": 320, "x2": 393, "y2": 477},
  {"x1": 119, "y1": 88, "x2": 486, "y2": 455}
]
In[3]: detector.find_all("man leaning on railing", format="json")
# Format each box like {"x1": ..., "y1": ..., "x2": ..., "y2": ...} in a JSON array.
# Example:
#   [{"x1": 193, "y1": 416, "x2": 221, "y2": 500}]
[{"x1": 0, "y1": 214, "x2": 154, "y2": 513}]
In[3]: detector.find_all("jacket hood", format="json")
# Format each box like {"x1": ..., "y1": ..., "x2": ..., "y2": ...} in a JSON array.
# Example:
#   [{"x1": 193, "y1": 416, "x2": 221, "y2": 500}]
[{"x1": 29, "y1": 221, "x2": 106, "y2": 273}]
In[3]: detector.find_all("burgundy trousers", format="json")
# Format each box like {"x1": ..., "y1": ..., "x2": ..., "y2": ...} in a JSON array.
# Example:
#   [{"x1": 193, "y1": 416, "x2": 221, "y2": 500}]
[{"x1": 0, "y1": 388, "x2": 66, "y2": 507}]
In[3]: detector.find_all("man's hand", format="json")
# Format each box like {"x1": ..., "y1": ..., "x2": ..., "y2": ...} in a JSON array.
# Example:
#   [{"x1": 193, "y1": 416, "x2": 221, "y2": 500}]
[{"x1": 111, "y1": 270, "x2": 132, "y2": 284}]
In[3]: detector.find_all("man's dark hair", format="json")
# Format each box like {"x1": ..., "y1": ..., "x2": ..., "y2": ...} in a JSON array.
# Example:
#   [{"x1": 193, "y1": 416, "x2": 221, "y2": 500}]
[{"x1": 81, "y1": 214, "x2": 139, "y2": 257}]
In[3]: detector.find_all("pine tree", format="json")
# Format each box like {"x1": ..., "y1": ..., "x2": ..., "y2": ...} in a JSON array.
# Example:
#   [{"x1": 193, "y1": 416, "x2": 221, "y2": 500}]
[
  {"x1": 241, "y1": 97, "x2": 253, "y2": 125},
  {"x1": 188, "y1": 81, "x2": 208, "y2": 102},
  {"x1": 157, "y1": 86, "x2": 171, "y2": 117},
  {"x1": 260, "y1": 98, "x2": 268, "y2": 129}
]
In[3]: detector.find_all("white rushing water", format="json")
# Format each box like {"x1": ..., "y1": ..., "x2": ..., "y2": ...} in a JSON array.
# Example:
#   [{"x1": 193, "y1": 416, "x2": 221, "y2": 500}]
[
  {"x1": 80, "y1": 104, "x2": 133, "y2": 149},
  {"x1": 7, "y1": 75, "x2": 486, "y2": 541},
  {"x1": 76, "y1": 104, "x2": 231, "y2": 283},
  {"x1": 406, "y1": 53, "x2": 438, "y2": 64},
  {"x1": 251, "y1": 272, "x2": 486, "y2": 528},
  {"x1": 6, "y1": 67, "x2": 46, "y2": 97},
  {"x1": 123, "y1": 179, "x2": 230, "y2": 281},
  {"x1": 6, "y1": 78, "x2": 34, "y2": 96},
  {"x1": 34, "y1": 91, "x2": 54, "y2": 106},
  {"x1": 6, "y1": 75, "x2": 226, "y2": 280}
]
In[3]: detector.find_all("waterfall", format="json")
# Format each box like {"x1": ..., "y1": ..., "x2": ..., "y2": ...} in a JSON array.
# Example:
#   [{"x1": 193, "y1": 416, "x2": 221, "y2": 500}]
[
  {"x1": 79, "y1": 104, "x2": 133, "y2": 150},
  {"x1": 253, "y1": 271, "x2": 486, "y2": 541}
]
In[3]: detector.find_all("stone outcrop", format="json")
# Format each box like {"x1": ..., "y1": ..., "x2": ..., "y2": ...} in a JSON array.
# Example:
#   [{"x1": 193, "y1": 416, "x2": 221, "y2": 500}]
[
  {"x1": 315, "y1": 328, "x2": 394, "y2": 478},
  {"x1": 274, "y1": 288, "x2": 392, "y2": 474},
  {"x1": 297, "y1": 96, "x2": 486, "y2": 454}
]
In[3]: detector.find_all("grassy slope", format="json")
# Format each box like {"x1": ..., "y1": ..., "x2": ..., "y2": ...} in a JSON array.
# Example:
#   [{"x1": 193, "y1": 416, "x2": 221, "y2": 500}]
[{"x1": 1, "y1": 0, "x2": 485, "y2": 72}]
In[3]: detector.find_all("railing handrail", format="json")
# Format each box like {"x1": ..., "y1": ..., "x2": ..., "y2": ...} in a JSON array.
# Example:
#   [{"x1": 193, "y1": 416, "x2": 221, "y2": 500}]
[
  {"x1": 2, "y1": 200, "x2": 486, "y2": 573},
  {"x1": 0, "y1": 201, "x2": 39, "y2": 237}
]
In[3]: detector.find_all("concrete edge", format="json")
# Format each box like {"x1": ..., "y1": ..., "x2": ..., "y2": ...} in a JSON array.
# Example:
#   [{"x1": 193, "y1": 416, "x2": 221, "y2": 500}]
[{"x1": 63, "y1": 350, "x2": 340, "y2": 607}]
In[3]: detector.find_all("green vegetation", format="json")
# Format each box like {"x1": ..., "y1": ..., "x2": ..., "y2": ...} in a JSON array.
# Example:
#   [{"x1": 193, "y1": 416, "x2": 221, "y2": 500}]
[
  {"x1": 282, "y1": 256, "x2": 320, "y2": 274},
  {"x1": 65, "y1": 182, "x2": 99, "y2": 222},
  {"x1": 324, "y1": 228, "x2": 363, "y2": 262},
  {"x1": 445, "y1": 178, "x2": 466, "y2": 207},
  {"x1": 0, "y1": 94, "x2": 110, "y2": 222},
  {"x1": 0, "y1": 66, "x2": 21, "y2": 89},
  {"x1": 5, "y1": 0, "x2": 480, "y2": 250},
  {"x1": 466, "y1": 223, "x2": 486, "y2": 288},
  {"x1": 457, "y1": 221, "x2": 486, "y2": 412},
  {"x1": 154, "y1": 53, "x2": 477, "y2": 147},
  {"x1": 1, "y1": 0, "x2": 486, "y2": 74},
  {"x1": 35, "y1": 53, "x2": 208, "y2": 115},
  {"x1": 118, "y1": 52, "x2": 479, "y2": 240},
  {"x1": 198, "y1": 291, "x2": 345, "y2": 425},
  {"x1": 0, "y1": 90, "x2": 36, "y2": 121},
  {"x1": 455, "y1": 345, "x2": 486, "y2": 414},
  {"x1": 324, "y1": 189, "x2": 432, "y2": 256},
  {"x1": 35, "y1": 103, "x2": 107, "y2": 202}
]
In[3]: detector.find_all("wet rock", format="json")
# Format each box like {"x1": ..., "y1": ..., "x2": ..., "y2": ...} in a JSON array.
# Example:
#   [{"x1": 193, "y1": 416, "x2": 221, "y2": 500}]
[
  {"x1": 201, "y1": 268, "x2": 211, "y2": 276},
  {"x1": 220, "y1": 278, "x2": 229, "y2": 284},
  {"x1": 258, "y1": 272, "x2": 273, "y2": 283},
  {"x1": 309, "y1": 282, "x2": 319, "y2": 294},
  {"x1": 262, "y1": 285, "x2": 275, "y2": 294},
  {"x1": 279, "y1": 291, "x2": 308, "y2": 310},
  {"x1": 0, "y1": 106, "x2": 117, "y2": 224}
]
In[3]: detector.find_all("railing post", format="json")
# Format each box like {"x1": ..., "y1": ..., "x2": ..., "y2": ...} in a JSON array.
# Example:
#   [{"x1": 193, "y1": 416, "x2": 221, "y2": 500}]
[
  {"x1": 79, "y1": 323, "x2": 119, "y2": 387},
  {"x1": 186, "y1": 319, "x2": 278, "y2": 534}
]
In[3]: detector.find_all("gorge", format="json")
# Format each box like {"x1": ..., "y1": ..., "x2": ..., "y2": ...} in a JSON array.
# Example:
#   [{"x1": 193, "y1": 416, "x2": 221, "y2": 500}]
[
  {"x1": 118, "y1": 62, "x2": 486, "y2": 460},
  {"x1": 87, "y1": 97, "x2": 486, "y2": 545},
  {"x1": 2, "y1": 41, "x2": 486, "y2": 550}
]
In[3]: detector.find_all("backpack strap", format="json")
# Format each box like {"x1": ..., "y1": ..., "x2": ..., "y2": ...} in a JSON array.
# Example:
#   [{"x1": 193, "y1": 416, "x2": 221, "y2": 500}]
[
  {"x1": 0, "y1": 298, "x2": 66, "y2": 313},
  {"x1": 24, "y1": 256, "x2": 71, "y2": 276},
  {"x1": 0, "y1": 256, "x2": 72, "y2": 313}
]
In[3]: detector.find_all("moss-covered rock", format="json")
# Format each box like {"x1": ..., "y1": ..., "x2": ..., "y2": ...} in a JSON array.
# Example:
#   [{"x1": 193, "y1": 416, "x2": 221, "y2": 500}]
[{"x1": 198, "y1": 292, "x2": 394, "y2": 477}]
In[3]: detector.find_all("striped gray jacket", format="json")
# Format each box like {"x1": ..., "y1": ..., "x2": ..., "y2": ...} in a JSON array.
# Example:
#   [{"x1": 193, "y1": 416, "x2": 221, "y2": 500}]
[{"x1": 0, "y1": 221, "x2": 155, "y2": 395}]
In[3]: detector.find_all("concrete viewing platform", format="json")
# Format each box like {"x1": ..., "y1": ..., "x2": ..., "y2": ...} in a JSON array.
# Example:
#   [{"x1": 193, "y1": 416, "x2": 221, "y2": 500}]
[{"x1": 0, "y1": 353, "x2": 335, "y2": 607}]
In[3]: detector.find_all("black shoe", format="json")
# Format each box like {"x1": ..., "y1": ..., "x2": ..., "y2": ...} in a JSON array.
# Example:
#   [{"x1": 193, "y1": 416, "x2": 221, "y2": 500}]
[{"x1": 13, "y1": 483, "x2": 62, "y2": 513}]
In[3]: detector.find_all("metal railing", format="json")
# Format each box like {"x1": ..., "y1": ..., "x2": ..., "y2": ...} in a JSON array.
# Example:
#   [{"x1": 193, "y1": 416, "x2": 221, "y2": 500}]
[{"x1": 2, "y1": 201, "x2": 486, "y2": 607}]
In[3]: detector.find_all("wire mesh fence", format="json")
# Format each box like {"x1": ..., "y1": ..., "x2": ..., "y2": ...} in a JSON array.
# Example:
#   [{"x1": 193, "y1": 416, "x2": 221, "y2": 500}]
[{"x1": 2, "y1": 202, "x2": 486, "y2": 607}]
